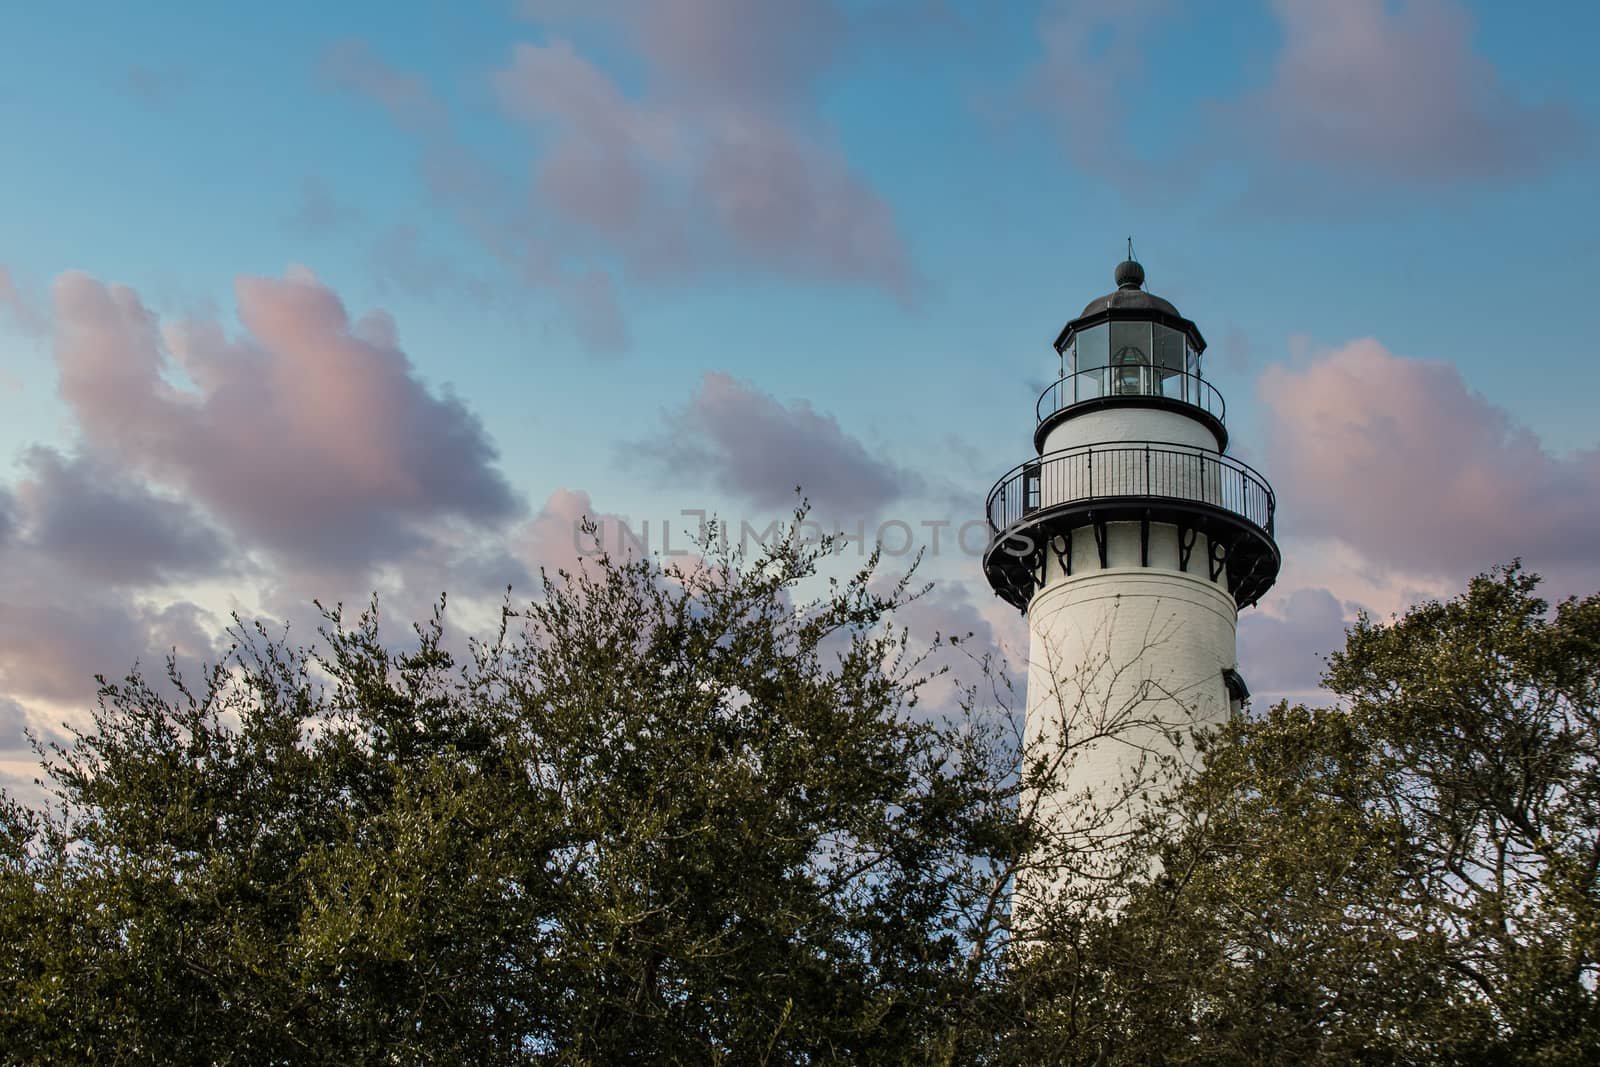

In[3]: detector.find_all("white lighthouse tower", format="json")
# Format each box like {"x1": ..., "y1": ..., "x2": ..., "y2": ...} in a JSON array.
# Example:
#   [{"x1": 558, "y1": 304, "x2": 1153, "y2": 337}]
[{"x1": 983, "y1": 254, "x2": 1279, "y2": 913}]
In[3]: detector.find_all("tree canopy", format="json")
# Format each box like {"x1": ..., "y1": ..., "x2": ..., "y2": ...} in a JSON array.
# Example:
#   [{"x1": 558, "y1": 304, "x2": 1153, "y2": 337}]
[
  {"x1": 2, "y1": 530, "x2": 1596, "y2": 1064},
  {"x1": 1007, "y1": 564, "x2": 1600, "y2": 1065},
  {"x1": 0, "y1": 524, "x2": 1022, "y2": 1063}
]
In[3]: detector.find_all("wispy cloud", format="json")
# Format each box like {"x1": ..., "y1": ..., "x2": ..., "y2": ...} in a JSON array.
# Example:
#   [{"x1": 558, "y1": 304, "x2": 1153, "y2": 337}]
[
  {"x1": 319, "y1": 38, "x2": 446, "y2": 132},
  {"x1": 323, "y1": 3, "x2": 924, "y2": 354},
  {"x1": 1014, "y1": 0, "x2": 1587, "y2": 207},
  {"x1": 1225, "y1": 0, "x2": 1587, "y2": 184}
]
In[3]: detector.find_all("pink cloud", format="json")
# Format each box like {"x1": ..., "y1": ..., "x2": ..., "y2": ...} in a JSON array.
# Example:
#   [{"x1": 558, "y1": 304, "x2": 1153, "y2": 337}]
[
  {"x1": 51, "y1": 268, "x2": 521, "y2": 574},
  {"x1": 492, "y1": 32, "x2": 920, "y2": 300},
  {"x1": 515, "y1": 487, "x2": 643, "y2": 580},
  {"x1": 640, "y1": 372, "x2": 915, "y2": 518},
  {"x1": 1260, "y1": 338, "x2": 1600, "y2": 585},
  {"x1": 1231, "y1": 0, "x2": 1585, "y2": 182},
  {"x1": 322, "y1": 13, "x2": 926, "y2": 353}
]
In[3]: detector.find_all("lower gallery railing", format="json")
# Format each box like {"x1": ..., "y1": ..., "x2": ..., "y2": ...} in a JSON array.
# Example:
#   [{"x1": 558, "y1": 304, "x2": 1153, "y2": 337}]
[{"x1": 986, "y1": 442, "x2": 1275, "y2": 539}]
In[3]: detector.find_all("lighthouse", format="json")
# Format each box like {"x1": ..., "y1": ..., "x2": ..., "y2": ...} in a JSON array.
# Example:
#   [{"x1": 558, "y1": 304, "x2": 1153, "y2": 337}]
[{"x1": 983, "y1": 254, "x2": 1280, "y2": 912}]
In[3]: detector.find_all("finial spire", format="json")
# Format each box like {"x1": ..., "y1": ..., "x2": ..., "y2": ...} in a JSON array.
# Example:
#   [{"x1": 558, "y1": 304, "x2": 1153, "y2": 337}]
[{"x1": 1127, "y1": 236, "x2": 1135, "y2": 262}]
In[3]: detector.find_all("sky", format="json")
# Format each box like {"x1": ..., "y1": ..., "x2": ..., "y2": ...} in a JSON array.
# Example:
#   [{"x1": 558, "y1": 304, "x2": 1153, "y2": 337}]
[{"x1": 2, "y1": 0, "x2": 1598, "y2": 785}]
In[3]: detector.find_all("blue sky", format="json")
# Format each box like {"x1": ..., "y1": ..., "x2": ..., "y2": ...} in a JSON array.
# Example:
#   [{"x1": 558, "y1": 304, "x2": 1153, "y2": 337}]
[{"x1": 2, "y1": 0, "x2": 1598, "y2": 762}]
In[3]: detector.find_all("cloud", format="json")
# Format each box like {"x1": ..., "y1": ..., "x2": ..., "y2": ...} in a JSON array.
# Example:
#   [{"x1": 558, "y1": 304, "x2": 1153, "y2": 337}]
[
  {"x1": 1015, "y1": 0, "x2": 1176, "y2": 178},
  {"x1": 326, "y1": 7, "x2": 922, "y2": 353},
  {"x1": 319, "y1": 38, "x2": 445, "y2": 132},
  {"x1": 1227, "y1": 0, "x2": 1586, "y2": 183},
  {"x1": 492, "y1": 30, "x2": 919, "y2": 298},
  {"x1": 515, "y1": 487, "x2": 643, "y2": 580},
  {"x1": 0, "y1": 696, "x2": 31, "y2": 752},
  {"x1": 122, "y1": 64, "x2": 189, "y2": 108},
  {"x1": 0, "y1": 265, "x2": 46, "y2": 337},
  {"x1": 1010, "y1": 0, "x2": 1585, "y2": 210},
  {"x1": 0, "y1": 469, "x2": 221, "y2": 709},
  {"x1": 1259, "y1": 338, "x2": 1600, "y2": 586},
  {"x1": 369, "y1": 225, "x2": 494, "y2": 305},
  {"x1": 639, "y1": 372, "x2": 914, "y2": 518},
  {"x1": 0, "y1": 563, "x2": 217, "y2": 705},
  {"x1": 520, "y1": 0, "x2": 846, "y2": 113},
  {"x1": 9, "y1": 446, "x2": 230, "y2": 586},
  {"x1": 286, "y1": 176, "x2": 358, "y2": 236},
  {"x1": 1237, "y1": 586, "x2": 1349, "y2": 706},
  {"x1": 51, "y1": 268, "x2": 522, "y2": 576}
]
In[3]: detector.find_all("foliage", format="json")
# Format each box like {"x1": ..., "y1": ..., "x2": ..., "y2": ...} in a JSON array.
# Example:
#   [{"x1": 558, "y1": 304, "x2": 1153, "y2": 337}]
[
  {"x1": 1004, "y1": 565, "x2": 1600, "y2": 1065},
  {"x1": 0, "y1": 519, "x2": 1022, "y2": 1064},
  {"x1": 5, "y1": 536, "x2": 1598, "y2": 1065}
]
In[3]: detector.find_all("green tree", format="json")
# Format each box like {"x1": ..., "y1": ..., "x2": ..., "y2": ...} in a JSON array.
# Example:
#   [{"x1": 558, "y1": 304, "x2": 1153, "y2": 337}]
[
  {"x1": 0, "y1": 519, "x2": 1023, "y2": 1064},
  {"x1": 1006, "y1": 565, "x2": 1600, "y2": 1065}
]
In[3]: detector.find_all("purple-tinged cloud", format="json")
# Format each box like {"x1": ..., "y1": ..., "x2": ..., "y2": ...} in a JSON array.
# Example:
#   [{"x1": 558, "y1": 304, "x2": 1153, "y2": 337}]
[
  {"x1": 1230, "y1": 0, "x2": 1586, "y2": 183},
  {"x1": 51, "y1": 268, "x2": 521, "y2": 575},
  {"x1": 521, "y1": 0, "x2": 846, "y2": 112},
  {"x1": 10, "y1": 446, "x2": 229, "y2": 586},
  {"x1": 1017, "y1": 0, "x2": 1175, "y2": 177},
  {"x1": 641, "y1": 372, "x2": 913, "y2": 519},
  {"x1": 323, "y1": 18, "x2": 920, "y2": 353},
  {"x1": 0, "y1": 696, "x2": 31, "y2": 752},
  {"x1": 493, "y1": 35, "x2": 920, "y2": 300},
  {"x1": 1260, "y1": 339, "x2": 1600, "y2": 584},
  {"x1": 0, "y1": 566, "x2": 217, "y2": 705},
  {"x1": 1238, "y1": 586, "x2": 1349, "y2": 707}
]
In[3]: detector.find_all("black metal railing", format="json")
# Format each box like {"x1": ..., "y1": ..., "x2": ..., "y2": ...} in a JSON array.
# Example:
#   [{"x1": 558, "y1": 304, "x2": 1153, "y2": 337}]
[
  {"x1": 1036, "y1": 367, "x2": 1225, "y2": 426},
  {"x1": 986, "y1": 441, "x2": 1275, "y2": 538}
]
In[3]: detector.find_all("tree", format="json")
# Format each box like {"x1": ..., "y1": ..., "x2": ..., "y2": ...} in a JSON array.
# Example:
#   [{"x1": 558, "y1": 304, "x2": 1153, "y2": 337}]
[
  {"x1": 1004, "y1": 565, "x2": 1600, "y2": 1065},
  {"x1": 10, "y1": 528, "x2": 1597, "y2": 1065},
  {"x1": 0, "y1": 518, "x2": 1025, "y2": 1064}
]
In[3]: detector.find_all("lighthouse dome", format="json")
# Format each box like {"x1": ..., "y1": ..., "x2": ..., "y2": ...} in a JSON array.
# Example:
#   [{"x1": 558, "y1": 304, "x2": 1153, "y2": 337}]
[{"x1": 1056, "y1": 258, "x2": 1205, "y2": 354}]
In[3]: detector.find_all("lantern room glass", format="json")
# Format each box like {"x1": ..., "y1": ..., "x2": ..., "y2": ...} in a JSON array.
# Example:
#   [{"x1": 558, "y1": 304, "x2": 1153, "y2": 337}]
[
  {"x1": 1061, "y1": 322, "x2": 1210, "y2": 407},
  {"x1": 1070, "y1": 324, "x2": 1109, "y2": 402},
  {"x1": 1109, "y1": 321, "x2": 1151, "y2": 397},
  {"x1": 1153, "y1": 325, "x2": 1186, "y2": 402}
]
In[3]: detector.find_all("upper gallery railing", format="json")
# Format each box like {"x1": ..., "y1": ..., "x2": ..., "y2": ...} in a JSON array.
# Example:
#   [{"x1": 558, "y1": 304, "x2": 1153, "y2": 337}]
[{"x1": 1036, "y1": 367, "x2": 1225, "y2": 426}]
